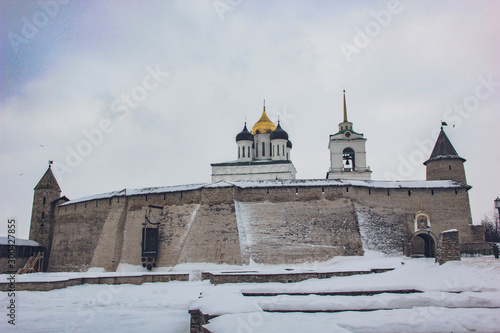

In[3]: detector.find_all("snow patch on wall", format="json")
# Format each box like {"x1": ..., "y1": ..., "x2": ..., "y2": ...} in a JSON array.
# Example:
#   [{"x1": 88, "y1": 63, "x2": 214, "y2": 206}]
[{"x1": 354, "y1": 203, "x2": 405, "y2": 256}]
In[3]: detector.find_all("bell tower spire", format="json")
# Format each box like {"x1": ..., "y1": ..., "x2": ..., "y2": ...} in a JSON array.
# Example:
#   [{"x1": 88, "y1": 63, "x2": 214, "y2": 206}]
[{"x1": 343, "y1": 89, "x2": 348, "y2": 122}]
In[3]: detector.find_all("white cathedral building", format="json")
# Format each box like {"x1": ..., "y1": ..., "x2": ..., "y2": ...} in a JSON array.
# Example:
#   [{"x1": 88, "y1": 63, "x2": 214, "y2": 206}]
[
  {"x1": 212, "y1": 91, "x2": 371, "y2": 182},
  {"x1": 211, "y1": 102, "x2": 297, "y2": 181}
]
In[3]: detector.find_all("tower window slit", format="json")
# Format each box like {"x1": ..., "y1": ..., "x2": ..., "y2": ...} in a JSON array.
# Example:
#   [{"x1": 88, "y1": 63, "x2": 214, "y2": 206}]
[
  {"x1": 41, "y1": 212, "x2": 45, "y2": 219},
  {"x1": 256, "y1": 145, "x2": 258, "y2": 157},
  {"x1": 238, "y1": 146, "x2": 240, "y2": 158},
  {"x1": 369, "y1": 189, "x2": 371, "y2": 195},
  {"x1": 145, "y1": 195, "x2": 148, "y2": 201},
  {"x1": 408, "y1": 190, "x2": 412, "y2": 196},
  {"x1": 296, "y1": 188, "x2": 298, "y2": 195},
  {"x1": 322, "y1": 187, "x2": 324, "y2": 194},
  {"x1": 431, "y1": 189, "x2": 434, "y2": 195},
  {"x1": 346, "y1": 187, "x2": 349, "y2": 193},
  {"x1": 43, "y1": 197, "x2": 46, "y2": 205},
  {"x1": 96, "y1": 200, "x2": 98, "y2": 207},
  {"x1": 387, "y1": 190, "x2": 390, "y2": 196},
  {"x1": 242, "y1": 146, "x2": 245, "y2": 158},
  {"x1": 449, "y1": 165, "x2": 452, "y2": 170},
  {"x1": 262, "y1": 142, "x2": 265, "y2": 156},
  {"x1": 455, "y1": 189, "x2": 458, "y2": 194}
]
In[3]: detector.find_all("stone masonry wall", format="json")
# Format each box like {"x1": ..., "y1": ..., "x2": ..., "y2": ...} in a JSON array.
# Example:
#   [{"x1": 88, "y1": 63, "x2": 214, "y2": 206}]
[
  {"x1": 49, "y1": 183, "x2": 478, "y2": 271},
  {"x1": 436, "y1": 230, "x2": 461, "y2": 265}
]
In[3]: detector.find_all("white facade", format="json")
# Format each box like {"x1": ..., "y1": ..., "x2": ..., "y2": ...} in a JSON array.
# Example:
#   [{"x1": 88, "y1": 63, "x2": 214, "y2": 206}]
[
  {"x1": 212, "y1": 161, "x2": 297, "y2": 182},
  {"x1": 327, "y1": 91, "x2": 372, "y2": 180},
  {"x1": 211, "y1": 105, "x2": 296, "y2": 182}
]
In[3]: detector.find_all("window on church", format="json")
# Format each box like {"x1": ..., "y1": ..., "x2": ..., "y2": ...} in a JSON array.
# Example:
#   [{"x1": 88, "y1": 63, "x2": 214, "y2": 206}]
[
  {"x1": 431, "y1": 189, "x2": 434, "y2": 195},
  {"x1": 262, "y1": 142, "x2": 265, "y2": 156},
  {"x1": 43, "y1": 197, "x2": 46, "y2": 205},
  {"x1": 286, "y1": 153, "x2": 289, "y2": 160},
  {"x1": 341, "y1": 126, "x2": 343, "y2": 130},
  {"x1": 387, "y1": 190, "x2": 390, "y2": 196},
  {"x1": 243, "y1": 146, "x2": 245, "y2": 158},
  {"x1": 238, "y1": 146, "x2": 240, "y2": 158},
  {"x1": 408, "y1": 190, "x2": 412, "y2": 196},
  {"x1": 283, "y1": 145, "x2": 285, "y2": 155},
  {"x1": 270, "y1": 142, "x2": 272, "y2": 156},
  {"x1": 248, "y1": 146, "x2": 251, "y2": 157},
  {"x1": 256, "y1": 145, "x2": 258, "y2": 157},
  {"x1": 41, "y1": 212, "x2": 45, "y2": 220},
  {"x1": 449, "y1": 165, "x2": 452, "y2": 170},
  {"x1": 277, "y1": 145, "x2": 279, "y2": 156}
]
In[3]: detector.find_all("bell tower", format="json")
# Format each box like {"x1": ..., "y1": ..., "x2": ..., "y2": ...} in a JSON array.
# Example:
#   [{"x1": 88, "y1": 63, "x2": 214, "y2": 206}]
[{"x1": 327, "y1": 90, "x2": 372, "y2": 180}]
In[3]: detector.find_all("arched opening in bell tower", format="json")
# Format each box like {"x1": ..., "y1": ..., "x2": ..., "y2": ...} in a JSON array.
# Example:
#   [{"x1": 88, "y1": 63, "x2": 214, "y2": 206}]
[{"x1": 343, "y1": 147, "x2": 355, "y2": 171}]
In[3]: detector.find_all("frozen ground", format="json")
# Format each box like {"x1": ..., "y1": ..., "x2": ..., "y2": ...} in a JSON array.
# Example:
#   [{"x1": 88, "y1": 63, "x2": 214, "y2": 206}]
[{"x1": 1, "y1": 253, "x2": 500, "y2": 332}]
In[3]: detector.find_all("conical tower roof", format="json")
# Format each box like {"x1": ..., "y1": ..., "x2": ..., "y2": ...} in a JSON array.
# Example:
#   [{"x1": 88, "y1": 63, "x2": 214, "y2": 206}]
[
  {"x1": 252, "y1": 101, "x2": 276, "y2": 135},
  {"x1": 34, "y1": 165, "x2": 61, "y2": 191},
  {"x1": 424, "y1": 128, "x2": 465, "y2": 165}
]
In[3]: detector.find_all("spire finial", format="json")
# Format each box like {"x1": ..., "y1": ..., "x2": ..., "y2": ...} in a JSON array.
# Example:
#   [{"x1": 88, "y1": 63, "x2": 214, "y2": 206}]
[
  {"x1": 263, "y1": 99, "x2": 265, "y2": 111},
  {"x1": 343, "y1": 89, "x2": 348, "y2": 122},
  {"x1": 48, "y1": 160, "x2": 53, "y2": 168}
]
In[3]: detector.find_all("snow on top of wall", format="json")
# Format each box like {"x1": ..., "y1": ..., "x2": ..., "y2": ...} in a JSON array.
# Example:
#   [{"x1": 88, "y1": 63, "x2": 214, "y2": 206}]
[
  {"x1": 0, "y1": 236, "x2": 41, "y2": 247},
  {"x1": 443, "y1": 229, "x2": 459, "y2": 233},
  {"x1": 61, "y1": 179, "x2": 466, "y2": 206}
]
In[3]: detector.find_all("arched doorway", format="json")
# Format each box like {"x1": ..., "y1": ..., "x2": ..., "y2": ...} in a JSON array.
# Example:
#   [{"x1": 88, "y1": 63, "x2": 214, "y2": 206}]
[
  {"x1": 410, "y1": 232, "x2": 436, "y2": 258},
  {"x1": 343, "y1": 147, "x2": 355, "y2": 171}
]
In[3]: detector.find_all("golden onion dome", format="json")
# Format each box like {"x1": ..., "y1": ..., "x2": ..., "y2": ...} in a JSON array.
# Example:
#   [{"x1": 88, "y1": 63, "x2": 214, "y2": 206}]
[{"x1": 252, "y1": 106, "x2": 276, "y2": 135}]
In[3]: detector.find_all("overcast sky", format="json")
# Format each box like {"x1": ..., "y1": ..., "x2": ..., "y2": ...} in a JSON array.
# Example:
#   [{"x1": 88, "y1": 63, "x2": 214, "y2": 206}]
[{"x1": 1, "y1": 0, "x2": 499, "y2": 238}]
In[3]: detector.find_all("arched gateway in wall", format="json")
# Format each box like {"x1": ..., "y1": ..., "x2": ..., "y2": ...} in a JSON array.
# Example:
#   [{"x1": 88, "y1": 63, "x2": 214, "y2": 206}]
[{"x1": 409, "y1": 231, "x2": 437, "y2": 258}]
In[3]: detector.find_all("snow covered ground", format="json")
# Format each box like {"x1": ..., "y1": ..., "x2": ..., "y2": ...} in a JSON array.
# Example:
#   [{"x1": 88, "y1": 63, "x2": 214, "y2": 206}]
[{"x1": 1, "y1": 253, "x2": 500, "y2": 332}]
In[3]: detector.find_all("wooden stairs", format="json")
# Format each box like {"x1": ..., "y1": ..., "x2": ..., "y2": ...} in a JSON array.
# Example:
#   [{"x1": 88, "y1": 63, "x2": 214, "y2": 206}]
[{"x1": 17, "y1": 252, "x2": 44, "y2": 274}]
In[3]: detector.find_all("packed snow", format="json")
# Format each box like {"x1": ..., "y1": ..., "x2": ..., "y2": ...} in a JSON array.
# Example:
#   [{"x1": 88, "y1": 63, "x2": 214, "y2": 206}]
[{"x1": 1, "y1": 253, "x2": 499, "y2": 332}]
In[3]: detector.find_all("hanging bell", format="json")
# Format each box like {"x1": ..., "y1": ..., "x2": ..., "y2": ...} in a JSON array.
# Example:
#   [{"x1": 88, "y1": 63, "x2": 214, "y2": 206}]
[{"x1": 346, "y1": 160, "x2": 350, "y2": 165}]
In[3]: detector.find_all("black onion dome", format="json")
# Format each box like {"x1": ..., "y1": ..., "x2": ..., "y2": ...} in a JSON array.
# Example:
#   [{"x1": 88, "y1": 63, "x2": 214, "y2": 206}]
[
  {"x1": 270, "y1": 122, "x2": 289, "y2": 141},
  {"x1": 287, "y1": 140, "x2": 292, "y2": 149},
  {"x1": 235, "y1": 124, "x2": 254, "y2": 142}
]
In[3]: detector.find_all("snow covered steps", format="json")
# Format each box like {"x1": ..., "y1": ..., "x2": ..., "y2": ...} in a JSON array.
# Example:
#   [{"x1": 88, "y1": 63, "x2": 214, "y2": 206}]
[
  {"x1": 201, "y1": 267, "x2": 394, "y2": 285},
  {"x1": 190, "y1": 287, "x2": 500, "y2": 333}
]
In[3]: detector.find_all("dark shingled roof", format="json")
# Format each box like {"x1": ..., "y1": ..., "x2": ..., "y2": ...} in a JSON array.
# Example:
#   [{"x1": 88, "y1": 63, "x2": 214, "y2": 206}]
[
  {"x1": 424, "y1": 128, "x2": 465, "y2": 165},
  {"x1": 270, "y1": 122, "x2": 289, "y2": 141},
  {"x1": 34, "y1": 166, "x2": 61, "y2": 191},
  {"x1": 235, "y1": 124, "x2": 254, "y2": 142}
]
